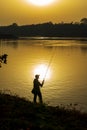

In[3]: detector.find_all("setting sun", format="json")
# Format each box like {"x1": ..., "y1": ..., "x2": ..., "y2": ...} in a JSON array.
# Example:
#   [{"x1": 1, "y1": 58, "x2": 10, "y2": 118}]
[
  {"x1": 33, "y1": 64, "x2": 51, "y2": 80},
  {"x1": 26, "y1": 0, "x2": 55, "y2": 6}
]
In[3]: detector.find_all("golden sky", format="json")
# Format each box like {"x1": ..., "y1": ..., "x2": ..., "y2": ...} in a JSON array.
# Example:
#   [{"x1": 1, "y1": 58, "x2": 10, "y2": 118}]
[{"x1": 0, "y1": 0, "x2": 87, "y2": 25}]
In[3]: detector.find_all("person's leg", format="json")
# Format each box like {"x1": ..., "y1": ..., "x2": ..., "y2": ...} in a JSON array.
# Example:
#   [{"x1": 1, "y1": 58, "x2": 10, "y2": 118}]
[
  {"x1": 33, "y1": 94, "x2": 37, "y2": 103},
  {"x1": 38, "y1": 92, "x2": 43, "y2": 103}
]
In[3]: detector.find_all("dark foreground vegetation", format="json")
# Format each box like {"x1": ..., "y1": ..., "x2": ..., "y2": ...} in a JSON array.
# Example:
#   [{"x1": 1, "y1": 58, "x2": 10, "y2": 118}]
[
  {"x1": 0, "y1": 18, "x2": 87, "y2": 39},
  {"x1": 0, "y1": 93, "x2": 87, "y2": 130}
]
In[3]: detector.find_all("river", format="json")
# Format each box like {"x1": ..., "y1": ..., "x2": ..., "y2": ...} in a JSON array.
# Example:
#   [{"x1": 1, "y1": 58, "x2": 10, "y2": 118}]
[{"x1": 0, "y1": 38, "x2": 87, "y2": 112}]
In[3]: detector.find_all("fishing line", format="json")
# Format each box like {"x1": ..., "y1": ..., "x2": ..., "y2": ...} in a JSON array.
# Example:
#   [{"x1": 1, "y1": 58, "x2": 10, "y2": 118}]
[{"x1": 43, "y1": 47, "x2": 56, "y2": 80}]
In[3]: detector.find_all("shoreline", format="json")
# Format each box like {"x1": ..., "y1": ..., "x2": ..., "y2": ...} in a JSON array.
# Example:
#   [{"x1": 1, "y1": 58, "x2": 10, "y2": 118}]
[
  {"x1": 19, "y1": 36, "x2": 87, "y2": 41},
  {"x1": 0, "y1": 92, "x2": 87, "y2": 130},
  {"x1": 0, "y1": 36, "x2": 87, "y2": 41}
]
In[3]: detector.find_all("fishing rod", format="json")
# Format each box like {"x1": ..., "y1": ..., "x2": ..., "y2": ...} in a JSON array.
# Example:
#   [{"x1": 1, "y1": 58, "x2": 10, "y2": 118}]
[{"x1": 43, "y1": 47, "x2": 56, "y2": 81}]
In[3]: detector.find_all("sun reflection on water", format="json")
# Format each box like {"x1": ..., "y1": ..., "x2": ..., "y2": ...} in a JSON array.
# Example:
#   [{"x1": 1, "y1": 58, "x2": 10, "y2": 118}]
[{"x1": 33, "y1": 64, "x2": 51, "y2": 80}]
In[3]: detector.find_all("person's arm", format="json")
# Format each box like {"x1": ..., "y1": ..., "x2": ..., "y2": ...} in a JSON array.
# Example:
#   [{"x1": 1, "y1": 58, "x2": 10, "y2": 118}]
[
  {"x1": 42, "y1": 80, "x2": 44, "y2": 85},
  {"x1": 40, "y1": 80, "x2": 44, "y2": 87}
]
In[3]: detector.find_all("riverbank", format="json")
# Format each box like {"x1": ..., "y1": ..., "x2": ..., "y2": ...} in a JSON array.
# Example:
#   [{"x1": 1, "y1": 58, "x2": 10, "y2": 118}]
[
  {"x1": 1, "y1": 36, "x2": 87, "y2": 41},
  {"x1": 19, "y1": 36, "x2": 87, "y2": 41},
  {"x1": 0, "y1": 92, "x2": 87, "y2": 130}
]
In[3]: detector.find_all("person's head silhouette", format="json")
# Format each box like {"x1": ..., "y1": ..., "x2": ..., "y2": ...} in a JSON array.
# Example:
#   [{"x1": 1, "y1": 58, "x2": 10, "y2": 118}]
[{"x1": 35, "y1": 74, "x2": 40, "y2": 79}]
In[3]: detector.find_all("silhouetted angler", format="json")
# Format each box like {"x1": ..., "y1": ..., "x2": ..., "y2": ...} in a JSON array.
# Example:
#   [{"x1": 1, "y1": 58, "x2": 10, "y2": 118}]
[{"x1": 32, "y1": 74, "x2": 44, "y2": 103}]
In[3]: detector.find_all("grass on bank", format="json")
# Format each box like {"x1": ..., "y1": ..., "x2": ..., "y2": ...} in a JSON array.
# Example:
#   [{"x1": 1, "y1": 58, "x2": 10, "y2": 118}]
[{"x1": 0, "y1": 92, "x2": 87, "y2": 130}]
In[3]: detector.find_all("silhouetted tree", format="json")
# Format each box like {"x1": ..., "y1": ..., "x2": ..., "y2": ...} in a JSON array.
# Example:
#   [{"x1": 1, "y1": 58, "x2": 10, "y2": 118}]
[
  {"x1": 80, "y1": 18, "x2": 87, "y2": 24},
  {"x1": 0, "y1": 20, "x2": 87, "y2": 38},
  {"x1": 11, "y1": 23, "x2": 18, "y2": 27}
]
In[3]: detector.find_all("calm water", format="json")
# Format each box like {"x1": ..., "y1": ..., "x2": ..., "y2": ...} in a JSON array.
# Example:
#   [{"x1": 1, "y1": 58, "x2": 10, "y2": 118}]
[{"x1": 0, "y1": 38, "x2": 87, "y2": 111}]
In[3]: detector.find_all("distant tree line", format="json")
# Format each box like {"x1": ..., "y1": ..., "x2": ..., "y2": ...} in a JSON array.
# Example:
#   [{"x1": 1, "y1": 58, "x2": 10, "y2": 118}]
[{"x1": 0, "y1": 18, "x2": 87, "y2": 38}]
